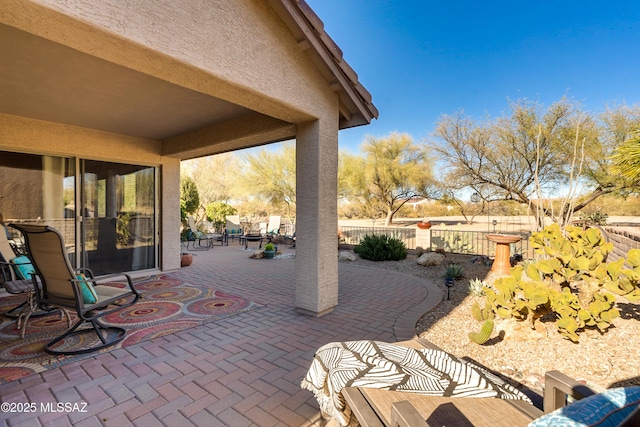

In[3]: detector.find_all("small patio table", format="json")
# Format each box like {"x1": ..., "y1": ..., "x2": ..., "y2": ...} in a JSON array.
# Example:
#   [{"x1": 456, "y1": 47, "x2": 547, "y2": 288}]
[{"x1": 240, "y1": 235, "x2": 263, "y2": 249}]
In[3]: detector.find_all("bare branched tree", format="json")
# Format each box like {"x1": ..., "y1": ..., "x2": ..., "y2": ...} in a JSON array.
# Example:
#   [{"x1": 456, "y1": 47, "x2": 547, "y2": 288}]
[
  {"x1": 237, "y1": 143, "x2": 297, "y2": 223},
  {"x1": 429, "y1": 98, "x2": 640, "y2": 226}
]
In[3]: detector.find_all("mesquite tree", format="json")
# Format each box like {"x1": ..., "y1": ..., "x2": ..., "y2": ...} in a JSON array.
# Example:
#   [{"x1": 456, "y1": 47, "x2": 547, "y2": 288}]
[
  {"x1": 342, "y1": 133, "x2": 435, "y2": 226},
  {"x1": 429, "y1": 98, "x2": 640, "y2": 227}
]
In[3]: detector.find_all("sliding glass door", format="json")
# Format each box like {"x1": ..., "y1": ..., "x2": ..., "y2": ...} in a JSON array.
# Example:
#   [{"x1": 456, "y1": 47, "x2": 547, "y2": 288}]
[
  {"x1": 0, "y1": 151, "x2": 76, "y2": 262},
  {"x1": 0, "y1": 150, "x2": 157, "y2": 274},
  {"x1": 82, "y1": 160, "x2": 157, "y2": 274}
]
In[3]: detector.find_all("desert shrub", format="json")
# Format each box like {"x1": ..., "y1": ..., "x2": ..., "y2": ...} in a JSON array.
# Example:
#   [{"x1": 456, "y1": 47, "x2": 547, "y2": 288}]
[
  {"x1": 578, "y1": 209, "x2": 608, "y2": 226},
  {"x1": 354, "y1": 234, "x2": 408, "y2": 261}
]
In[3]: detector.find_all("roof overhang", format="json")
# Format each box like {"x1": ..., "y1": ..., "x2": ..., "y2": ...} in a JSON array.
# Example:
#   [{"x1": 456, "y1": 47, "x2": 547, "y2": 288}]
[
  {"x1": 0, "y1": 22, "x2": 254, "y2": 141},
  {"x1": 0, "y1": 0, "x2": 376, "y2": 155},
  {"x1": 270, "y1": 0, "x2": 379, "y2": 129}
]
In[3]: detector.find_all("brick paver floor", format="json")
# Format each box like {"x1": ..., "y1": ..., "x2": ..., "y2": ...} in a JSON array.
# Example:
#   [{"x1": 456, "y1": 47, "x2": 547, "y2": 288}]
[{"x1": 0, "y1": 244, "x2": 442, "y2": 426}]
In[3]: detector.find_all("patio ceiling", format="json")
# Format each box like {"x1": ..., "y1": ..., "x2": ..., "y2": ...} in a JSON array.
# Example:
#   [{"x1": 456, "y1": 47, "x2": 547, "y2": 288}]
[{"x1": 0, "y1": 23, "x2": 254, "y2": 142}]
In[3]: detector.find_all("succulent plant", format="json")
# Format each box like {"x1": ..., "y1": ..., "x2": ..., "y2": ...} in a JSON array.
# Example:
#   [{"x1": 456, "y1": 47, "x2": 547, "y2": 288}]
[
  {"x1": 471, "y1": 225, "x2": 640, "y2": 343},
  {"x1": 445, "y1": 263, "x2": 465, "y2": 280},
  {"x1": 468, "y1": 320, "x2": 494, "y2": 345},
  {"x1": 471, "y1": 300, "x2": 493, "y2": 321},
  {"x1": 468, "y1": 278, "x2": 486, "y2": 296}
]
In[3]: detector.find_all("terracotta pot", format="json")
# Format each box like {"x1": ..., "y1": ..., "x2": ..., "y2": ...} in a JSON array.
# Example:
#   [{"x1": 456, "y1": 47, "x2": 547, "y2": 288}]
[
  {"x1": 181, "y1": 253, "x2": 193, "y2": 267},
  {"x1": 417, "y1": 221, "x2": 432, "y2": 230}
]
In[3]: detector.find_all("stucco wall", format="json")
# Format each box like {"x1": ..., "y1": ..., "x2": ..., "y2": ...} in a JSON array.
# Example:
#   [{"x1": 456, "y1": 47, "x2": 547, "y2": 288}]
[{"x1": 295, "y1": 116, "x2": 340, "y2": 315}]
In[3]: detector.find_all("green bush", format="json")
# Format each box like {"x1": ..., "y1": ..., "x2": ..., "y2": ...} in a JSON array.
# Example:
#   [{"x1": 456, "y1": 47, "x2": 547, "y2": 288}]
[
  {"x1": 578, "y1": 209, "x2": 608, "y2": 226},
  {"x1": 354, "y1": 234, "x2": 408, "y2": 261}
]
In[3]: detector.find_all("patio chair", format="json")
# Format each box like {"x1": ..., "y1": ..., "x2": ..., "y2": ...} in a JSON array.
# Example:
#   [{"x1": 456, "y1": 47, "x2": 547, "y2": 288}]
[
  {"x1": 185, "y1": 216, "x2": 209, "y2": 250},
  {"x1": 9, "y1": 223, "x2": 141, "y2": 355},
  {"x1": 261, "y1": 215, "x2": 281, "y2": 242},
  {"x1": 225, "y1": 215, "x2": 243, "y2": 243},
  {"x1": 186, "y1": 216, "x2": 225, "y2": 249},
  {"x1": 260, "y1": 215, "x2": 281, "y2": 247},
  {"x1": 0, "y1": 224, "x2": 45, "y2": 337}
]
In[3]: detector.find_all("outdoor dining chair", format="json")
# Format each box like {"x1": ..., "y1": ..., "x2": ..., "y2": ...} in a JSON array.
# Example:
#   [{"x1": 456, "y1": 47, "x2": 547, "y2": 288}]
[
  {"x1": 10, "y1": 223, "x2": 141, "y2": 355},
  {"x1": 186, "y1": 216, "x2": 226, "y2": 249},
  {"x1": 0, "y1": 223, "x2": 49, "y2": 337}
]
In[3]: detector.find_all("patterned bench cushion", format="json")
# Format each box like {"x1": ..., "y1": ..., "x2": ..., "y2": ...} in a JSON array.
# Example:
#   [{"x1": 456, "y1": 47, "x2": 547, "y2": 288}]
[
  {"x1": 529, "y1": 386, "x2": 640, "y2": 427},
  {"x1": 301, "y1": 340, "x2": 531, "y2": 426}
]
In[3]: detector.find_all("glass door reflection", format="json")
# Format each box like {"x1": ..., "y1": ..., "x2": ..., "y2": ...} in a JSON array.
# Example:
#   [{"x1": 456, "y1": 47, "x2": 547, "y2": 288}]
[{"x1": 82, "y1": 160, "x2": 156, "y2": 274}]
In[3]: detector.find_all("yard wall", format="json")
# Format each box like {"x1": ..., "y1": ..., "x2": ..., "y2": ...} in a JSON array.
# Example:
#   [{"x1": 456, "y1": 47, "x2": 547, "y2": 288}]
[{"x1": 605, "y1": 227, "x2": 640, "y2": 262}]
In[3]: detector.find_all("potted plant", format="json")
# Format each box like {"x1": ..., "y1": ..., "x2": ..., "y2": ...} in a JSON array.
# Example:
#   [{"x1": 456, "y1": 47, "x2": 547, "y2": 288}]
[
  {"x1": 263, "y1": 243, "x2": 276, "y2": 259},
  {"x1": 181, "y1": 252, "x2": 193, "y2": 267}
]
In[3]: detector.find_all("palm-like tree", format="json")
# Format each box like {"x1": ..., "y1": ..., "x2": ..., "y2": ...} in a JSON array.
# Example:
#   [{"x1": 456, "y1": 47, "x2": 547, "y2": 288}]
[{"x1": 612, "y1": 130, "x2": 640, "y2": 181}]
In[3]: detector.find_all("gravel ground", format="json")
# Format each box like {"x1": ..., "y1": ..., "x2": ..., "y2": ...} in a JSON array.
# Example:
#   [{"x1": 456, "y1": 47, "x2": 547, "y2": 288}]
[{"x1": 341, "y1": 250, "x2": 640, "y2": 397}]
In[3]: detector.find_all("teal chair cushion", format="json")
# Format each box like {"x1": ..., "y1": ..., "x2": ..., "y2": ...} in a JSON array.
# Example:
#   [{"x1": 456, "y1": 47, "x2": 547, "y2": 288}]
[
  {"x1": 10, "y1": 255, "x2": 35, "y2": 280},
  {"x1": 76, "y1": 274, "x2": 98, "y2": 304},
  {"x1": 529, "y1": 387, "x2": 640, "y2": 427}
]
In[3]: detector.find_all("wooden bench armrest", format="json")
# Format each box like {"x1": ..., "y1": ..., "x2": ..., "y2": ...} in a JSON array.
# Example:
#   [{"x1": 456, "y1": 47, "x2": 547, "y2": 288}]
[
  {"x1": 342, "y1": 388, "x2": 384, "y2": 427},
  {"x1": 391, "y1": 401, "x2": 430, "y2": 427},
  {"x1": 543, "y1": 370, "x2": 598, "y2": 412}
]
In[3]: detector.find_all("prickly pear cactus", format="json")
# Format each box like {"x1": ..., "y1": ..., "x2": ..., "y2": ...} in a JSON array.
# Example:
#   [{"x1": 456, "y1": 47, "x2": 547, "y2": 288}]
[
  {"x1": 471, "y1": 225, "x2": 640, "y2": 343},
  {"x1": 529, "y1": 224, "x2": 614, "y2": 285},
  {"x1": 471, "y1": 300, "x2": 493, "y2": 321}
]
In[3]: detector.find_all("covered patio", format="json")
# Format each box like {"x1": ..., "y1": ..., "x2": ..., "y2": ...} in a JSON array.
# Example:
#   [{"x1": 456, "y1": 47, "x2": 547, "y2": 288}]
[
  {"x1": 0, "y1": 0, "x2": 377, "y2": 316},
  {"x1": 0, "y1": 244, "x2": 440, "y2": 425}
]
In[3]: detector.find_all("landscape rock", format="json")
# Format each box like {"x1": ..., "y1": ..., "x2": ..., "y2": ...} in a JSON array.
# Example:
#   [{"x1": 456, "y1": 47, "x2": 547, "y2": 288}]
[
  {"x1": 338, "y1": 251, "x2": 358, "y2": 261},
  {"x1": 416, "y1": 252, "x2": 445, "y2": 266},
  {"x1": 249, "y1": 250, "x2": 264, "y2": 259}
]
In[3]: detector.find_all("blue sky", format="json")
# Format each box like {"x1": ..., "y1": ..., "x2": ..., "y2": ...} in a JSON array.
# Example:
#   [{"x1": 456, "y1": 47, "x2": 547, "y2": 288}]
[{"x1": 306, "y1": 0, "x2": 640, "y2": 153}]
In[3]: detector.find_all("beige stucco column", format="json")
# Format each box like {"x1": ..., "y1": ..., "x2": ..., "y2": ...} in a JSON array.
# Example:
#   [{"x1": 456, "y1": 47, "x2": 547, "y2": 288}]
[
  {"x1": 162, "y1": 159, "x2": 182, "y2": 272},
  {"x1": 295, "y1": 119, "x2": 339, "y2": 316}
]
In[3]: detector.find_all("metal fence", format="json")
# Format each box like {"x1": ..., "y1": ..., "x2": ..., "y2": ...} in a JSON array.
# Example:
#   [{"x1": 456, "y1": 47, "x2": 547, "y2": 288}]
[
  {"x1": 339, "y1": 226, "x2": 416, "y2": 248},
  {"x1": 279, "y1": 222, "x2": 296, "y2": 237},
  {"x1": 431, "y1": 229, "x2": 533, "y2": 258},
  {"x1": 339, "y1": 225, "x2": 534, "y2": 259}
]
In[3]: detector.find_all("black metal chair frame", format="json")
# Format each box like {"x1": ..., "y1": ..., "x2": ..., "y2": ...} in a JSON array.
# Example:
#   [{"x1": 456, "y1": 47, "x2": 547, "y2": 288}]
[{"x1": 10, "y1": 224, "x2": 141, "y2": 355}]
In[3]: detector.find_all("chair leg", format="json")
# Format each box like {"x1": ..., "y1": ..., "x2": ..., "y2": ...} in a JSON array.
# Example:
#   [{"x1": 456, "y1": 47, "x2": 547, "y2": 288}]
[
  {"x1": 60, "y1": 308, "x2": 72, "y2": 329},
  {"x1": 15, "y1": 290, "x2": 37, "y2": 339},
  {"x1": 18, "y1": 311, "x2": 30, "y2": 339},
  {"x1": 45, "y1": 317, "x2": 126, "y2": 355},
  {"x1": 5, "y1": 299, "x2": 28, "y2": 318},
  {"x1": 10, "y1": 292, "x2": 71, "y2": 339}
]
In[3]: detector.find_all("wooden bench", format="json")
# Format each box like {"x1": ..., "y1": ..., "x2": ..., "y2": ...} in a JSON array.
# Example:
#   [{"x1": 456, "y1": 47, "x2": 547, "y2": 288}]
[{"x1": 340, "y1": 338, "x2": 603, "y2": 427}]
